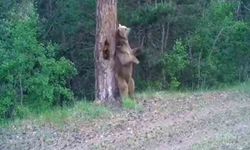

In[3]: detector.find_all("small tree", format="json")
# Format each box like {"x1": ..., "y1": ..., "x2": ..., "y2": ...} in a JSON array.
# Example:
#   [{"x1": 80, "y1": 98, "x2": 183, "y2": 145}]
[{"x1": 163, "y1": 40, "x2": 188, "y2": 90}]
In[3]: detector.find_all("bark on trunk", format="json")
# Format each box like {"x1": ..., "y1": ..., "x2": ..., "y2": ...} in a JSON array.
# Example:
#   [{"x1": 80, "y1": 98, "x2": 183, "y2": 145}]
[{"x1": 94, "y1": 0, "x2": 120, "y2": 105}]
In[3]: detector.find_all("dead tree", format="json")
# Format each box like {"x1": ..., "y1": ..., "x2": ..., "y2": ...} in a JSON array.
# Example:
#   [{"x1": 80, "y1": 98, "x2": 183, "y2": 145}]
[{"x1": 94, "y1": 0, "x2": 120, "y2": 105}]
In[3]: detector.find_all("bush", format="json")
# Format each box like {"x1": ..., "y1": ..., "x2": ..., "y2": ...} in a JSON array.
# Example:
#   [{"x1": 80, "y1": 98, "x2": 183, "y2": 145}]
[
  {"x1": 187, "y1": 1, "x2": 250, "y2": 88},
  {"x1": 163, "y1": 40, "x2": 189, "y2": 90},
  {"x1": 0, "y1": 1, "x2": 76, "y2": 120}
]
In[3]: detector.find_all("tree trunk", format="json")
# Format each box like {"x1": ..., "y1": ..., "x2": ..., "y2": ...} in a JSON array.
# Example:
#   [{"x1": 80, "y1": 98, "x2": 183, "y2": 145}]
[{"x1": 95, "y1": 0, "x2": 120, "y2": 105}]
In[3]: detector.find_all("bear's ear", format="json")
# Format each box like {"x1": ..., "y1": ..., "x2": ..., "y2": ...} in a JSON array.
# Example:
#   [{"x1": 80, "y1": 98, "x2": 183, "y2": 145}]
[
  {"x1": 117, "y1": 28, "x2": 121, "y2": 36},
  {"x1": 117, "y1": 24, "x2": 121, "y2": 31}
]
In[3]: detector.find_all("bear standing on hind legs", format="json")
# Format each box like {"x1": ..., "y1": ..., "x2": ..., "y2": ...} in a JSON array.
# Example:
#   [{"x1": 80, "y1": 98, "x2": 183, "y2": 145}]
[{"x1": 115, "y1": 24, "x2": 139, "y2": 99}]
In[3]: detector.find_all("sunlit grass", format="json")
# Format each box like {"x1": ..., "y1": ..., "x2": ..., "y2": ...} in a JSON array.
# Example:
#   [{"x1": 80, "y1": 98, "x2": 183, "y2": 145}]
[
  {"x1": 122, "y1": 98, "x2": 143, "y2": 112},
  {"x1": 38, "y1": 101, "x2": 112, "y2": 125},
  {"x1": 123, "y1": 98, "x2": 137, "y2": 109},
  {"x1": 0, "y1": 101, "x2": 112, "y2": 127},
  {"x1": 228, "y1": 81, "x2": 250, "y2": 93},
  {"x1": 1, "y1": 81, "x2": 249, "y2": 128}
]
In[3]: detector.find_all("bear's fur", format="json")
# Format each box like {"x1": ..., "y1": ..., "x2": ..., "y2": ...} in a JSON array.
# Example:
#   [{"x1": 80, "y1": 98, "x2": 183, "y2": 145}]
[{"x1": 115, "y1": 24, "x2": 139, "y2": 99}]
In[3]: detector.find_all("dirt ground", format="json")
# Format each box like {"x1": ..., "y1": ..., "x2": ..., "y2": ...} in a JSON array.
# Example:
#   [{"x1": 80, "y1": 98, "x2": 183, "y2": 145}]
[{"x1": 1, "y1": 91, "x2": 250, "y2": 150}]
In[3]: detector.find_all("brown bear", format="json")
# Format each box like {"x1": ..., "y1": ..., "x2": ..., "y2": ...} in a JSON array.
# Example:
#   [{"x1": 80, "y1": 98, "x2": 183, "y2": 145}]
[{"x1": 115, "y1": 24, "x2": 139, "y2": 99}]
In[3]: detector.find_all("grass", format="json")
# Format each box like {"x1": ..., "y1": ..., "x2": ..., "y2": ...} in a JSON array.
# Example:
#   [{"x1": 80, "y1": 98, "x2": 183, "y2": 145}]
[
  {"x1": 228, "y1": 81, "x2": 250, "y2": 93},
  {"x1": 2, "y1": 81, "x2": 249, "y2": 128},
  {"x1": 44, "y1": 101, "x2": 111, "y2": 124},
  {"x1": 0, "y1": 101, "x2": 112, "y2": 127},
  {"x1": 123, "y1": 98, "x2": 137, "y2": 109},
  {"x1": 122, "y1": 98, "x2": 143, "y2": 111},
  {"x1": 39, "y1": 101, "x2": 111, "y2": 125},
  {"x1": 136, "y1": 90, "x2": 190, "y2": 101},
  {"x1": 216, "y1": 81, "x2": 249, "y2": 92}
]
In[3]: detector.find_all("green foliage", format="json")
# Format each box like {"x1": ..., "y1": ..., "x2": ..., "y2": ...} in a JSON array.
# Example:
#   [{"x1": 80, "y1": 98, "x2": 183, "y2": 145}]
[
  {"x1": 187, "y1": 0, "x2": 250, "y2": 88},
  {"x1": 0, "y1": 1, "x2": 76, "y2": 120},
  {"x1": 15, "y1": 105, "x2": 31, "y2": 119},
  {"x1": 118, "y1": 0, "x2": 250, "y2": 91},
  {"x1": 137, "y1": 80, "x2": 163, "y2": 91},
  {"x1": 38, "y1": 0, "x2": 96, "y2": 99},
  {"x1": 1, "y1": 0, "x2": 250, "y2": 122},
  {"x1": 163, "y1": 40, "x2": 188, "y2": 89},
  {"x1": 128, "y1": 3, "x2": 175, "y2": 26}
]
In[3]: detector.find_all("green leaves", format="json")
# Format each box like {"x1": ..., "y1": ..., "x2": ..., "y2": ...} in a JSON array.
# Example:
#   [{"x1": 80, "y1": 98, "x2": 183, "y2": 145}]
[
  {"x1": 163, "y1": 40, "x2": 189, "y2": 89},
  {"x1": 188, "y1": 0, "x2": 250, "y2": 87},
  {"x1": 128, "y1": 3, "x2": 175, "y2": 26},
  {"x1": 0, "y1": 1, "x2": 76, "y2": 120}
]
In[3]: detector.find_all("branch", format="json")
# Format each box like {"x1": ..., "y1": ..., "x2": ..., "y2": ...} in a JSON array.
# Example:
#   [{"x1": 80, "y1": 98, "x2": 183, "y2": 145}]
[
  {"x1": 212, "y1": 27, "x2": 225, "y2": 49},
  {"x1": 244, "y1": 4, "x2": 250, "y2": 11}
]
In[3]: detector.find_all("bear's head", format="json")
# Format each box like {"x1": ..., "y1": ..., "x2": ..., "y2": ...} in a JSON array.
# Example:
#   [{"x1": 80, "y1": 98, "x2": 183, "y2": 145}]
[{"x1": 117, "y1": 24, "x2": 130, "y2": 39}]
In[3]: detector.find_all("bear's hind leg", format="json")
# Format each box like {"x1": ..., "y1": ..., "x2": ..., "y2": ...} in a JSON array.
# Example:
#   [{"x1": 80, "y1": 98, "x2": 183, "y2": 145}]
[{"x1": 117, "y1": 76, "x2": 129, "y2": 98}]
